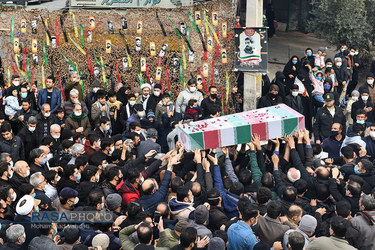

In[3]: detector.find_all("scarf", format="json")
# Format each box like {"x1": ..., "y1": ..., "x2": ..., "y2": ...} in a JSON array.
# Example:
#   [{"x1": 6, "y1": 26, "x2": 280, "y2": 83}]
[
  {"x1": 94, "y1": 101, "x2": 110, "y2": 119},
  {"x1": 68, "y1": 112, "x2": 87, "y2": 122},
  {"x1": 108, "y1": 100, "x2": 122, "y2": 120}
]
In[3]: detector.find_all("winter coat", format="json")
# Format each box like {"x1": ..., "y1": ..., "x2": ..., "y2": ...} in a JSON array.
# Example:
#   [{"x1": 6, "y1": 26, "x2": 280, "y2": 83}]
[
  {"x1": 309, "y1": 72, "x2": 324, "y2": 96},
  {"x1": 4, "y1": 95, "x2": 21, "y2": 116},
  {"x1": 65, "y1": 116, "x2": 92, "y2": 136},
  {"x1": 0, "y1": 134, "x2": 24, "y2": 162},
  {"x1": 351, "y1": 211, "x2": 375, "y2": 250},
  {"x1": 322, "y1": 135, "x2": 344, "y2": 158},
  {"x1": 313, "y1": 105, "x2": 346, "y2": 141},
  {"x1": 306, "y1": 236, "x2": 356, "y2": 250},
  {"x1": 285, "y1": 94, "x2": 304, "y2": 114},
  {"x1": 175, "y1": 87, "x2": 203, "y2": 114},
  {"x1": 169, "y1": 197, "x2": 195, "y2": 222},
  {"x1": 116, "y1": 179, "x2": 140, "y2": 207}
]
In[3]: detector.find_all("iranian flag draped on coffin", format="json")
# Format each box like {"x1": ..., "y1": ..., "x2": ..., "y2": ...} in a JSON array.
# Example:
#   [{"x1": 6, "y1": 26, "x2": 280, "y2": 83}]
[{"x1": 177, "y1": 104, "x2": 305, "y2": 151}]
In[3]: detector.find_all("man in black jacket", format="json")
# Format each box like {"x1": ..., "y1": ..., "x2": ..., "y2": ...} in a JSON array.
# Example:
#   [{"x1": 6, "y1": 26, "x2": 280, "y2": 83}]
[
  {"x1": 0, "y1": 122, "x2": 24, "y2": 162},
  {"x1": 285, "y1": 84, "x2": 303, "y2": 114},
  {"x1": 201, "y1": 86, "x2": 221, "y2": 119},
  {"x1": 313, "y1": 93, "x2": 346, "y2": 144},
  {"x1": 17, "y1": 116, "x2": 38, "y2": 163}
]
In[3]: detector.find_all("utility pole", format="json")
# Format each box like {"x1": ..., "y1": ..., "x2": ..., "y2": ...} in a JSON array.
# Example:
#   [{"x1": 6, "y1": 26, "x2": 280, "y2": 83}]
[{"x1": 243, "y1": 0, "x2": 263, "y2": 111}]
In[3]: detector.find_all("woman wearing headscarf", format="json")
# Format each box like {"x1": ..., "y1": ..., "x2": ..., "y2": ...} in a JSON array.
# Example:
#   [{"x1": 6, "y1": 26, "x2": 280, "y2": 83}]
[
  {"x1": 283, "y1": 56, "x2": 301, "y2": 88},
  {"x1": 257, "y1": 84, "x2": 283, "y2": 108}
]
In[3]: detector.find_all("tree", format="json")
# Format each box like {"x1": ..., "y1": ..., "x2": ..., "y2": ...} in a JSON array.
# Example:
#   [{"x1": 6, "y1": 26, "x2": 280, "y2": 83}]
[{"x1": 309, "y1": 0, "x2": 371, "y2": 50}]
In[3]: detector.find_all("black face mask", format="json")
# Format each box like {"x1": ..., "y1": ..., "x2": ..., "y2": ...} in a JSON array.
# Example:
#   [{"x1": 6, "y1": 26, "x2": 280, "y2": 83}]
[
  {"x1": 210, "y1": 94, "x2": 218, "y2": 99},
  {"x1": 269, "y1": 93, "x2": 278, "y2": 99}
]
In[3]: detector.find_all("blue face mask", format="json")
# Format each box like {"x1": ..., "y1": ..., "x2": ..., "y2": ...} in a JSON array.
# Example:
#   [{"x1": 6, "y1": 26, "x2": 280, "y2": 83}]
[
  {"x1": 41, "y1": 158, "x2": 47, "y2": 165},
  {"x1": 292, "y1": 61, "x2": 298, "y2": 65},
  {"x1": 32, "y1": 193, "x2": 36, "y2": 198},
  {"x1": 357, "y1": 120, "x2": 365, "y2": 125},
  {"x1": 76, "y1": 173, "x2": 81, "y2": 182},
  {"x1": 316, "y1": 76, "x2": 322, "y2": 81},
  {"x1": 306, "y1": 52, "x2": 312, "y2": 57},
  {"x1": 21, "y1": 93, "x2": 27, "y2": 99},
  {"x1": 354, "y1": 166, "x2": 361, "y2": 175},
  {"x1": 36, "y1": 206, "x2": 39, "y2": 213},
  {"x1": 324, "y1": 85, "x2": 331, "y2": 91}
]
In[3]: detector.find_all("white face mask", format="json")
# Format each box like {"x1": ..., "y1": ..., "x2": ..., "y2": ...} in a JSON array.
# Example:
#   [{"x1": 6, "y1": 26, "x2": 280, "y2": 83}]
[
  {"x1": 352, "y1": 96, "x2": 358, "y2": 101},
  {"x1": 11, "y1": 192, "x2": 17, "y2": 202},
  {"x1": 135, "y1": 130, "x2": 141, "y2": 135},
  {"x1": 350, "y1": 52, "x2": 355, "y2": 56},
  {"x1": 154, "y1": 91, "x2": 160, "y2": 97},
  {"x1": 326, "y1": 65, "x2": 332, "y2": 68},
  {"x1": 72, "y1": 77, "x2": 77, "y2": 82},
  {"x1": 46, "y1": 153, "x2": 53, "y2": 161},
  {"x1": 109, "y1": 146, "x2": 114, "y2": 154},
  {"x1": 28, "y1": 126, "x2": 36, "y2": 132},
  {"x1": 138, "y1": 111, "x2": 145, "y2": 118},
  {"x1": 52, "y1": 134, "x2": 60, "y2": 140},
  {"x1": 362, "y1": 95, "x2": 369, "y2": 101},
  {"x1": 143, "y1": 94, "x2": 149, "y2": 99},
  {"x1": 129, "y1": 101, "x2": 136, "y2": 106},
  {"x1": 93, "y1": 87, "x2": 100, "y2": 93},
  {"x1": 56, "y1": 176, "x2": 61, "y2": 182},
  {"x1": 292, "y1": 91, "x2": 299, "y2": 97},
  {"x1": 13, "y1": 81, "x2": 20, "y2": 86},
  {"x1": 8, "y1": 169, "x2": 13, "y2": 179},
  {"x1": 336, "y1": 62, "x2": 342, "y2": 67},
  {"x1": 44, "y1": 112, "x2": 51, "y2": 118},
  {"x1": 370, "y1": 131, "x2": 375, "y2": 138},
  {"x1": 355, "y1": 51, "x2": 359, "y2": 55},
  {"x1": 74, "y1": 112, "x2": 82, "y2": 116},
  {"x1": 189, "y1": 87, "x2": 196, "y2": 92},
  {"x1": 104, "y1": 125, "x2": 110, "y2": 131},
  {"x1": 368, "y1": 80, "x2": 374, "y2": 85},
  {"x1": 20, "y1": 233, "x2": 26, "y2": 244}
]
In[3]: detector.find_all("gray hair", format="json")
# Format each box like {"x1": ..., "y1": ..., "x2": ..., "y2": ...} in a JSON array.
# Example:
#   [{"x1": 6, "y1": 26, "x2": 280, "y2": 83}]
[
  {"x1": 0, "y1": 153, "x2": 10, "y2": 162},
  {"x1": 70, "y1": 71, "x2": 79, "y2": 77},
  {"x1": 30, "y1": 172, "x2": 44, "y2": 187},
  {"x1": 71, "y1": 143, "x2": 84, "y2": 157},
  {"x1": 361, "y1": 194, "x2": 375, "y2": 211},
  {"x1": 29, "y1": 148, "x2": 44, "y2": 162},
  {"x1": 27, "y1": 116, "x2": 38, "y2": 124},
  {"x1": 50, "y1": 124, "x2": 61, "y2": 132},
  {"x1": 41, "y1": 103, "x2": 50, "y2": 111},
  {"x1": 70, "y1": 89, "x2": 79, "y2": 96},
  {"x1": 115, "y1": 82, "x2": 123, "y2": 89},
  {"x1": 6, "y1": 224, "x2": 25, "y2": 243}
]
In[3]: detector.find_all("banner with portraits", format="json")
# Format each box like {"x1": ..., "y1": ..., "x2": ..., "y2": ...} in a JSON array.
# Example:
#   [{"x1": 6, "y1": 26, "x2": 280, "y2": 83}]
[{"x1": 234, "y1": 27, "x2": 268, "y2": 73}]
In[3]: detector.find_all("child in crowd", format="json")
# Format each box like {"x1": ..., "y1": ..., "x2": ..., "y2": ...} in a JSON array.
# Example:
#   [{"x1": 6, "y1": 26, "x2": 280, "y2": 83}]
[
  {"x1": 4, "y1": 87, "x2": 22, "y2": 117},
  {"x1": 184, "y1": 99, "x2": 201, "y2": 121}
]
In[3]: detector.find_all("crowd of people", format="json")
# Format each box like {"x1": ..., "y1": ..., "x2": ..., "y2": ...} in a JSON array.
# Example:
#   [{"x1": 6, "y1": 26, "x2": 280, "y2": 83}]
[{"x1": 0, "y1": 43, "x2": 373, "y2": 250}]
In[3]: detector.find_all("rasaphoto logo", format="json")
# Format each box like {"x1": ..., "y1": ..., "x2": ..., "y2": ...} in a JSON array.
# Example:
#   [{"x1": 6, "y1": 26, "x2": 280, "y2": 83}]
[{"x1": 31, "y1": 211, "x2": 114, "y2": 223}]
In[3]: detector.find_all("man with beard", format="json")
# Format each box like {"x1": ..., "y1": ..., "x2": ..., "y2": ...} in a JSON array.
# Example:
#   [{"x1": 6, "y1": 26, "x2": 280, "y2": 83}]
[{"x1": 37, "y1": 76, "x2": 62, "y2": 114}]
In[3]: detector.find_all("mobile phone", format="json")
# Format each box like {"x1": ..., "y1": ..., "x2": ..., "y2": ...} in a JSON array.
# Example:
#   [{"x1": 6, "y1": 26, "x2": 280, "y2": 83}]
[
  {"x1": 169, "y1": 103, "x2": 174, "y2": 111},
  {"x1": 154, "y1": 211, "x2": 161, "y2": 224}
]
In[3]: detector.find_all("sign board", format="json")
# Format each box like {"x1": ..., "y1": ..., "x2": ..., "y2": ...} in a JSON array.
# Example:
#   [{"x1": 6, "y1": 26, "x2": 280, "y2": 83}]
[
  {"x1": 234, "y1": 27, "x2": 268, "y2": 73},
  {"x1": 71, "y1": 0, "x2": 193, "y2": 8}
]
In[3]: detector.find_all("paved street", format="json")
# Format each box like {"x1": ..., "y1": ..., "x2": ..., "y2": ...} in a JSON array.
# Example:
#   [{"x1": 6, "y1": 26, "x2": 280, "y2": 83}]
[
  {"x1": 268, "y1": 31, "x2": 336, "y2": 80},
  {"x1": 26, "y1": 0, "x2": 67, "y2": 10}
]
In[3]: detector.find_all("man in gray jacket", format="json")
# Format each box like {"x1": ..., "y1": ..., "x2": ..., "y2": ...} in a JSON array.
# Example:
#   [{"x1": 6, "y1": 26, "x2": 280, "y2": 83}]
[
  {"x1": 175, "y1": 79, "x2": 203, "y2": 118},
  {"x1": 351, "y1": 194, "x2": 375, "y2": 249},
  {"x1": 137, "y1": 128, "x2": 161, "y2": 158}
]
